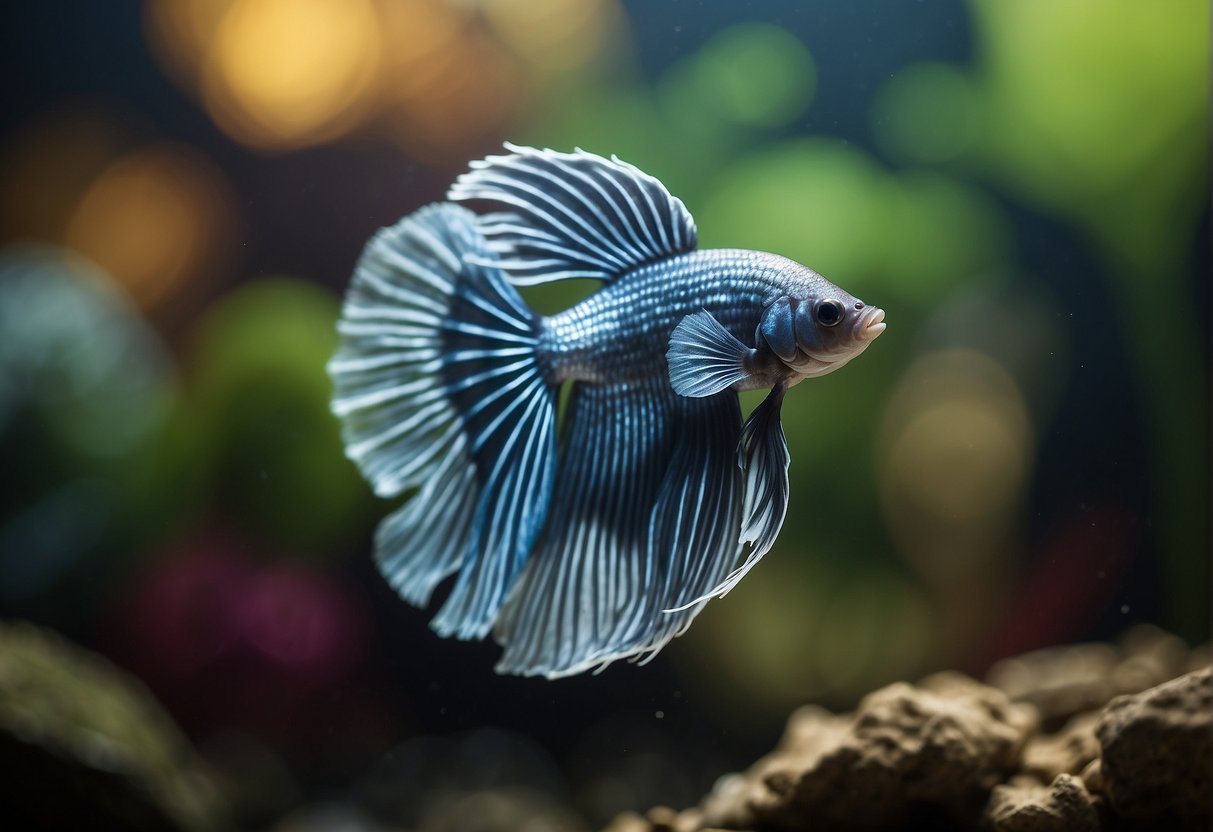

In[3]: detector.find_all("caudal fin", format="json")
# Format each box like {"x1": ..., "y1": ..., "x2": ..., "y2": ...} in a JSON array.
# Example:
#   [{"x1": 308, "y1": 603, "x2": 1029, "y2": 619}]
[{"x1": 329, "y1": 203, "x2": 556, "y2": 639}]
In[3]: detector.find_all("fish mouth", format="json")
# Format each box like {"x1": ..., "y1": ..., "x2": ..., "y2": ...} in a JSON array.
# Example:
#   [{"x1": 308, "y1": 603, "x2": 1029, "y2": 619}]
[{"x1": 858, "y1": 306, "x2": 886, "y2": 341}]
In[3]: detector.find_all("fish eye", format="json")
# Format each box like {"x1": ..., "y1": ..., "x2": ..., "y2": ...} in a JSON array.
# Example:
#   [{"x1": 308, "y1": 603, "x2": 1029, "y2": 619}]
[{"x1": 816, "y1": 299, "x2": 843, "y2": 327}]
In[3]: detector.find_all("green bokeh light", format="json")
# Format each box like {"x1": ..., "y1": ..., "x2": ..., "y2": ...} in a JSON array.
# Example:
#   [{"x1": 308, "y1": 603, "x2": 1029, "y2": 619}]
[
  {"x1": 697, "y1": 139, "x2": 887, "y2": 282},
  {"x1": 687, "y1": 22, "x2": 816, "y2": 129},
  {"x1": 182, "y1": 278, "x2": 371, "y2": 556},
  {"x1": 872, "y1": 62, "x2": 979, "y2": 164}
]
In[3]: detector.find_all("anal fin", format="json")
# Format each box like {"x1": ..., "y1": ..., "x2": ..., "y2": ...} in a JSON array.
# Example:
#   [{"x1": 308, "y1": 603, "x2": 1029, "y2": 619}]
[{"x1": 493, "y1": 380, "x2": 746, "y2": 677}]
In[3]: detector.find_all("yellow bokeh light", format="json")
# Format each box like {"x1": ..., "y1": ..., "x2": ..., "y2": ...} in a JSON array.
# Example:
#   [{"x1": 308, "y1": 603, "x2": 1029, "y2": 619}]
[
  {"x1": 64, "y1": 145, "x2": 235, "y2": 309},
  {"x1": 878, "y1": 348, "x2": 1033, "y2": 578},
  {"x1": 375, "y1": 0, "x2": 467, "y2": 103},
  {"x1": 476, "y1": 0, "x2": 621, "y2": 74},
  {"x1": 200, "y1": 0, "x2": 381, "y2": 148},
  {"x1": 145, "y1": 0, "x2": 532, "y2": 154},
  {"x1": 143, "y1": 0, "x2": 230, "y2": 89},
  {"x1": 383, "y1": 35, "x2": 521, "y2": 163},
  {"x1": 891, "y1": 399, "x2": 1027, "y2": 523}
]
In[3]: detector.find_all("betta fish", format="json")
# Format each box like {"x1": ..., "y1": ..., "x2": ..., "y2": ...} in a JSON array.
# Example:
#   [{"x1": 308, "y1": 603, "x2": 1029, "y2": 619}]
[{"x1": 330, "y1": 144, "x2": 885, "y2": 678}]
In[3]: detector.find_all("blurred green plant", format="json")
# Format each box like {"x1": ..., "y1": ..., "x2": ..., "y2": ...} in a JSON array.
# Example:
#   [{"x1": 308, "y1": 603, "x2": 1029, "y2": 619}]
[
  {"x1": 179, "y1": 278, "x2": 373, "y2": 557},
  {"x1": 876, "y1": 0, "x2": 1209, "y2": 635},
  {"x1": 872, "y1": 62, "x2": 979, "y2": 165},
  {"x1": 662, "y1": 22, "x2": 816, "y2": 131},
  {"x1": 0, "y1": 246, "x2": 176, "y2": 614},
  {"x1": 979, "y1": 0, "x2": 1209, "y2": 637},
  {"x1": 0, "y1": 620, "x2": 222, "y2": 829}
]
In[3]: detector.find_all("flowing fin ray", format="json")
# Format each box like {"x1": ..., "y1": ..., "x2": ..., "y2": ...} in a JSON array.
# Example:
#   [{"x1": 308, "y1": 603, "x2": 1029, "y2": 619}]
[
  {"x1": 667, "y1": 382, "x2": 791, "y2": 611},
  {"x1": 448, "y1": 143, "x2": 698, "y2": 285},
  {"x1": 736, "y1": 382, "x2": 791, "y2": 557},
  {"x1": 329, "y1": 203, "x2": 556, "y2": 641},
  {"x1": 494, "y1": 381, "x2": 746, "y2": 678},
  {"x1": 667, "y1": 310, "x2": 755, "y2": 397}
]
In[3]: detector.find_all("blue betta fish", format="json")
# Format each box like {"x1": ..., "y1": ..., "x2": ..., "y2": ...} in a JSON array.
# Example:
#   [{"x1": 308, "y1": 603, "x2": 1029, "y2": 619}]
[{"x1": 330, "y1": 144, "x2": 885, "y2": 678}]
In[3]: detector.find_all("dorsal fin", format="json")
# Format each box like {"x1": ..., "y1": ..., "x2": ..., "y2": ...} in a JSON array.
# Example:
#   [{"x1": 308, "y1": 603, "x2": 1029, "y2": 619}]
[{"x1": 448, "y1": 143, "x2": 698, "y2": 285}]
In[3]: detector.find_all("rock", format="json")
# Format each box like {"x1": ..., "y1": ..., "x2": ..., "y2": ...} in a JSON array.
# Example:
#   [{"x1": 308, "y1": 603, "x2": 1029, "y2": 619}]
[
  {"x1": 987, "y1": 625, "x2": 1199, "y2": 726},
  {"x1": 1079, "y1": 759, "x2": 1103, "y2": 796},
  {"x1": 1096, "y1": 667, "x2": 1211, "y2": 829},
  {"x1": 601, "y1": 811, "x2": 649, "y2": 832},
  {"x1": 697, "y1": 772, "x2": 756, "y2": 830},
  {"x1": 1019, "y1": 712, "x2": 1099, "y2": 783},
  {"x1": 984, "y1": 773, "x2": 1101, "y2": 831},
  {"x1": 605, "y1": 631, "x2": 1208, "y2": 832},
  {"x1": 609, "y1": 805, "x2": 702, "y2": 832},
  {"x1": 744, "y1": 673, "x2": 1035, "y2": 830},
  {"x1": 850, "y1": 673, "x2": 1036, "y2": 797},
  {"x1": 0, "y1": 620, "x2": 221, "y2": 830},
  {"x1": 697, "y1": 704, "x2": 848, "y2": 830}
]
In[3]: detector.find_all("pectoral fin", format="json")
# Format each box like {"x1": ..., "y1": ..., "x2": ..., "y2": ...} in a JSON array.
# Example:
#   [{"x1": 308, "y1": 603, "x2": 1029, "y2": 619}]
[{"x1": 667, "y1": 310, "x2": 756, "y2": 397}]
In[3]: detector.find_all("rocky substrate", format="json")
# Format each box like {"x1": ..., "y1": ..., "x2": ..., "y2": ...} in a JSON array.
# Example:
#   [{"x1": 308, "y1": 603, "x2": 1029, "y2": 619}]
[
  {"x1": 0, "y1": 620, "x2": 221, "y2": 831},
  {"x1": 606, "y1": 626, "x2": 1210, "y2": 832}
]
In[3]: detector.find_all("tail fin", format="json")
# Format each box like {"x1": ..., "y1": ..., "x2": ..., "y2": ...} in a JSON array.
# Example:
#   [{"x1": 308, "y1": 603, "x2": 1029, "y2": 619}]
[{"x1": 329, "y1": 203, "x2": 556, "y2": 639}]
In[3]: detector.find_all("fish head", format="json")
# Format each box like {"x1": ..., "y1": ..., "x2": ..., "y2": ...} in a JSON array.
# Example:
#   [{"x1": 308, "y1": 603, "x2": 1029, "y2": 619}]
[{"x1": 757, "y1": 280, "x2": 885, "y2": 379}]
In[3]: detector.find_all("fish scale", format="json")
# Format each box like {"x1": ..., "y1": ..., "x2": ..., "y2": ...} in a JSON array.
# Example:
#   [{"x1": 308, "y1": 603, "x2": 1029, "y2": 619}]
[
  {"x1": 329, "y1": 144, "x2": 885, "y2": 678},
  {"x1": 541, "y1": 249, "x2": 809, "y2": 385}
]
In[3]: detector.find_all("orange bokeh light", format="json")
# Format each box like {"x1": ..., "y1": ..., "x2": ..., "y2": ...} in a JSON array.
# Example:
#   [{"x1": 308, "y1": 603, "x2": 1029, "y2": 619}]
[
  {"x1": 200, "y1": 0, "x2": 382, "y2": 149},
  {"x1": 64, "y1": 145, "x2": 235, "y2": 309},
  {"x1": 0, "y1": 110, "x2": 125, "y2": 244},
  {"x1": 143, "y1": 0, "x2": 625, "y2": 156}
]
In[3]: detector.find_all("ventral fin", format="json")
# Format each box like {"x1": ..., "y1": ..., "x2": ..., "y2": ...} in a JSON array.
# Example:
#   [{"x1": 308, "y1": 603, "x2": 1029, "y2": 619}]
[
  {"x1": 665, "y1": 381, "x2": 790, "y2": 611},
  {"x1": 448, "y1": 143, "x2": 698, "y2": 285},
  {"x1": 736, "y1": 381, "x2": 790, "y2": 558},
  {"x1": 667, "y1": 310, "x2": 754, "y2": 398}
]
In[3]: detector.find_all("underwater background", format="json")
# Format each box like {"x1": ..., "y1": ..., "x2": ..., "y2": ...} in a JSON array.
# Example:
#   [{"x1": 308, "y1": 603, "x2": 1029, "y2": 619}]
[{"x1": 0, "y1": 1, "x2": 1207, "y2": 829}]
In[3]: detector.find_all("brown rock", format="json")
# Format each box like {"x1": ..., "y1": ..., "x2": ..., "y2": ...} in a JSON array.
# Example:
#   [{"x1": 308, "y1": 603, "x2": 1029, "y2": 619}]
[
  {"x1": 852, "y1": 673, "x2": 1036, "y2": 798},
  {"x1": 698, "y1": 704, "x2": 848, "y2": 830},
  {"x1": 643, "y1": 806, "x2": 680, "y2": 832},
  {"x1": 984, "y1": 773, "x2": 1101, "y2": 831},
  {"x1": 1019, "y1": 712, "x2": 1099, "y2": 783},
  {"x1": 745, "y1": 673, "x2": 1036, "y2": 830},
  {"x1": 601, "y1": 811, "x2": 649, "y2": 832},
  {"x1": 696, "y1": 772, "x2": 756, "y2": 830},
  {"x1": 1096, "y1": 666, "x2": 1211, "y2": 829},
  {"x1": 987, "y1": 625, "x2": 1198, "y2": 725},
  {"x1": 0, "y1": 621, "x2": 221, "y2": 831},
  {"x1": 602, "y1": 632, "x2": 1207, "y2": 832},
  {"x1": 1079, "y1": 759, "x2": 1102, "y2": 796}
]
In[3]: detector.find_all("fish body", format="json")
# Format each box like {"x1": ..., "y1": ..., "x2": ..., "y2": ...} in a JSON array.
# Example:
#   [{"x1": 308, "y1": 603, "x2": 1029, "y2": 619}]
[
  {"x1": 330, "y1": 144, "x2": 884, "y2": 678},
  {"x1": 541, "y1": 248, "x2": 882, "y2": 389}
]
